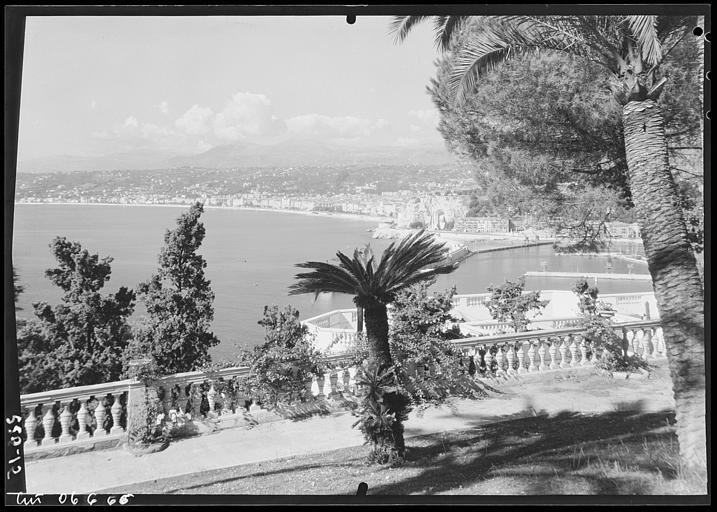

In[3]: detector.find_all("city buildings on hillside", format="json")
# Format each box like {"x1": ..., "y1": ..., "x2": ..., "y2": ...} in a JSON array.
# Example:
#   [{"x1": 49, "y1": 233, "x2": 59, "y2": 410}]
[{"x1": 453, "y1": 217, "x2": 515, "y2": 234}]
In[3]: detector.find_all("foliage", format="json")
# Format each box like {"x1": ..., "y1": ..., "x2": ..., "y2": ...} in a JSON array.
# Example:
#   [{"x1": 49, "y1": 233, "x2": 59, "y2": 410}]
[
  {"x1": 237, "y1": 305, "x2": 324, "y2": 407},
  {"x1": 17, "y1": 238, "x2": 136, "y2": 392},
  {"x1": 583, "y1": 316, "x2": 650, "y2": 376},
  {"x1": 290, "y1": 231, "x2": 457, "y2": 309},
  {"x1": 127, "y1": 386, "x2": 167, "y2": 447},
  {"x1": 131, "y1": 202, "x2": 220, "y2": 375},
  {"x1": 352, "y1": 363, "x2": 412, "y2": 464},
  {"x1": 573, "y1": 278, "x2": 600, "y2": 316},
  {"x1": 290, "y1": 232, "x2": 459, "y2": 462},
  {"x1": 425, "y1": 17, "x2": 702, "y2": 249},
  {"x1": 574, "y1": 280, "x2": 647, "y2": 375},
  {"x1": 486, "y1": 277, "x2": 548, "y2": 332},
  {"x1": 290, "y1": 230, "x2": 458, "y2": 369},
  {"x1": 389, "y1": 282, "x2": 488, "y2": 408}
]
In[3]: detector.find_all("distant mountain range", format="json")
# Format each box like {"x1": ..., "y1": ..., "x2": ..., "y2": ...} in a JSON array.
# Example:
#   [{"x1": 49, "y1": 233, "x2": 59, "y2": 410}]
[{"x1": 17, "y1": 139, "x2": 457, "y2": 173}]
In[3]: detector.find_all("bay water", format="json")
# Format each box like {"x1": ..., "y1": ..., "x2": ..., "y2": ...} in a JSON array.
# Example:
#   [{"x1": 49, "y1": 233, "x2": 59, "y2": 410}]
[{"x1": 12, "y1": 204, "x2": 651, "y2": 362}]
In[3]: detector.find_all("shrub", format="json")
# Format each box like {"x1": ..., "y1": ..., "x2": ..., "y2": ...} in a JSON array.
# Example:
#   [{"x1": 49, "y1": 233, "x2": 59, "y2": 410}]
[
  {"x1": 352, "y1": 363, "x2": 412, "y2": 464},
  {"x1": 127, "y1": 387, "x2": 167, "y2": 446},
  {"x1": 389, "y1": 283, "x2": 489, "y2": 409},
  {"x1": 238, "y1": 305, "x2": 325, "y2": 407},
  {"x1": 486, "y1": 277, "x2": 548, "y2": 332},
  {"x1": 582, "y1": 312, "x2": 650, "y2": 376}
]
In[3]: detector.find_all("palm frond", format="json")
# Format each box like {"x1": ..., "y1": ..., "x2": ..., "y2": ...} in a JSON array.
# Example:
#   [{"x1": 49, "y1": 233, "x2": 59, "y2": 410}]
[
  {"x1": 449, "y1": 16, "x2": 604, "y2": 104},
  {"x1": 626, "y1": 15, "x2": 662, "y2": 66},
  {"x1": 434, "y1": 15, "x2": 471, "y2": 51},
  {"x1": 390, "y1": 15, "x2": 431, "y2": 45},
  {"x1": 288, "y1": 261, "x2": 361, "y2": 298}
]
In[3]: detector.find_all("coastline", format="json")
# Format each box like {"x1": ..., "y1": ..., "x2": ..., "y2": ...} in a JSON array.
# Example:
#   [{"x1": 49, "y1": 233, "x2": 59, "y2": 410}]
[{"x1": 14, "y1": 201, "x2": 392, "y2": 224}]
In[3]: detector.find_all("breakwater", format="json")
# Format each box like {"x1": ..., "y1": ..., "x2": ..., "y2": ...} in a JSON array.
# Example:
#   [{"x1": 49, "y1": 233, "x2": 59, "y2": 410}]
[{"x1": 525, "y1": 271, "x2": 652, "y2": 281}]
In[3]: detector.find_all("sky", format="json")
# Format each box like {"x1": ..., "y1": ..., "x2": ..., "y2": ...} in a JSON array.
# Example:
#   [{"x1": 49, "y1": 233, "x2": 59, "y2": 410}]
[{"x1": 18, "y1": 16, "x2": 448, "y2": 161}]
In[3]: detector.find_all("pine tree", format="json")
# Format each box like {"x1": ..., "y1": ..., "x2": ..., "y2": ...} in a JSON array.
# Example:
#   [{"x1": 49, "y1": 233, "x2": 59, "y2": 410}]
[
  {"x1": 133, "y1": 202, "x2": 220, "y2": 375},
  {"x1": 17, "y1": 238, "x2": 135, "y2": 392}
]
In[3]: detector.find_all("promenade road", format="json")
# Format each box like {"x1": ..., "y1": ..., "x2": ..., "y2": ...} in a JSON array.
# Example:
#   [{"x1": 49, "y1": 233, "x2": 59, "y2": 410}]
[{"x1": 24, "y1": 362, "x2": 675, "y2": 494}]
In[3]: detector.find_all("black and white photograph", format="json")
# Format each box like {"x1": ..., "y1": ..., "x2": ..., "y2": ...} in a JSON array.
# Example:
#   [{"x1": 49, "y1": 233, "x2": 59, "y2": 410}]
[{"x1": 4, "y1": 4, "x2": 709, "y2": 504}]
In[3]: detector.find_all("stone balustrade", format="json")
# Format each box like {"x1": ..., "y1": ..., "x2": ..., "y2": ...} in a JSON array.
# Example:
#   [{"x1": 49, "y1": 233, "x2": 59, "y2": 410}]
[
  {"x1": 450, "y1": 320, "x2": 664, "y2": 376},
  {"x1": 19, "y1": 320, "x2": 664, "y2": 454},
  {"x1": 21, "y1": 380, "x2": 133, "y2": 451}
]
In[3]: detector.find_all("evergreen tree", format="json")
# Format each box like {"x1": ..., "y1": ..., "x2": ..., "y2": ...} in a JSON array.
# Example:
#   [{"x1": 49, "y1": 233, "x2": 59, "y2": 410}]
[
  {"x1": 486, "y1": 277, "x2": 548, "y2": 332},
  {"x1": 133, "y1": 202, "x2": 220, "y2": 375},
  {"x1": 17, "y1": 238, "x2": 135, "y2": 392}
]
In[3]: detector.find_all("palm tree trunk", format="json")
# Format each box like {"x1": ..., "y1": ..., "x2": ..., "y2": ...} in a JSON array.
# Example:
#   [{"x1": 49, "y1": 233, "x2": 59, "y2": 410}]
[
  {"x1": 363, "y1": 303, "x2": 392, "y2": 368},
  {"x1": 356, "y1": 306, "x2": 364, "y2": 334},
  {"x1": 622, "y1": 99, "x2": 706, "y2": 481}
]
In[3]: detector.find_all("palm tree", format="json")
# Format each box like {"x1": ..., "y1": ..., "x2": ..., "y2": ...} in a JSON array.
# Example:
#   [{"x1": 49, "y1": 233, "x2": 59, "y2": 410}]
[
  {"x1": 290, "y1": 230, "x2": 457, "y2": 367},
  {"x1": 289, "y1": 231, "x2": 457, "y2": 459},
  {"x1": 393, "y1": 14, "x2": 705, "y2": 478}
]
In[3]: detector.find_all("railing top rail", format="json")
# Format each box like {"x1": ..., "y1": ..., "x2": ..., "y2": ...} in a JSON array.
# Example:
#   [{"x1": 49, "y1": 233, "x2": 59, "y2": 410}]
[
  {"x1": 20, "y1": 367, "x2": 253, "y2": 406},
  {"x1": 450, "y1": 319, "x2": 662, "y2": 349},
  {"x1": 453, "y1": 290, "x2": 655, "y2": 299},
  {"x1": 20, "y1": 379, "x2": 135, "y2": 407},
  {"x1": 157, "y1": 366, "x2": 250, "y2": 385},
  {"x1": 302, "y1": 309, "x2": 356, "y2": 324}
]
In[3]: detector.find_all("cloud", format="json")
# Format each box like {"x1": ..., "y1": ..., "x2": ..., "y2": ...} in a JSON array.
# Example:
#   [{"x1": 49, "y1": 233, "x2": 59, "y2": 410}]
[
  {"x1": 123, "y1": 116, "x2": 139, "y2": 128},
  {"x1": 175, "y1": 105, "x2": 214, "y2": 135},
  {"x1": 90, "y1": 100, "x2": 97, "y2": 110},
  {"x1": 213, "y1": 92, "x2": 286, "y2": 141},
  {"x1": 408, "y1": 109, "x2": 440, "y2": 126},
  {"x1": 286, "y1": 114, "x2": 388, "y2": 139},
  {"x1": 157, "y1": 101, "x2": 169, "y2": 115},
  {"x1": 196, "y1": 140, "x2": 213, "y2": 153},
  {"x1": 393, "y1": 136, "x2": 420, "y2": 147},
  {"x1": 140, "y1": 123, "x2": 172, "y2": 139}
]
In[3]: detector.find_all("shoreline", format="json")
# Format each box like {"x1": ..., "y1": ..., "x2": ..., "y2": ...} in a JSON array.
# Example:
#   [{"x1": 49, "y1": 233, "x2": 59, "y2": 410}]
[{"x1": 14, "y1": 201, "x2": 392, "y2": 224}]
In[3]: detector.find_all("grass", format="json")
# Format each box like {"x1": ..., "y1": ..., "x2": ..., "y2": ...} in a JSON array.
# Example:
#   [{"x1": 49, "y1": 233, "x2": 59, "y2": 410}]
[{"x1": 100, "y1": 404, "x2": 706, "y2": 495}]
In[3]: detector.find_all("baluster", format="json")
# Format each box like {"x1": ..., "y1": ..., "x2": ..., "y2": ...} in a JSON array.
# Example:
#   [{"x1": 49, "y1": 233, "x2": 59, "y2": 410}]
[
  {"x1": 191, "y1": 384, "x2": 202, "y2": 418},
  {"x1": 220, "y1": 391, "x2": 232, "y2": 415},
  {"x1": 59, "y1": 406, "x2": 73, "y2": 444},
  {"x1": 517, "y1": 343, "x2": 526, "y2": 374},
  {"x1": 644, "y1": 328, "x2": 655, "y2": 359},
  {"x1": 495, "y1": 346, "x2": 505, "y2": 375},
  {"x1": 559, "y1": 338, "x2": 569, "y2": 369},
  {"x1": 306, "y1": 376, "x2": 318, "y2": 400},
  {"x1": 626, "y1": 329, "x2": 636, "y2": 356},
  {"x1": 316, "y1": 373, "x2": 326, "y2": 398},
  {"x1": 323, "y1": 370, "x2": 333, "y2": 397},
  {"x1": 655, "y1": 327, "x2": 665, "y2": 357},
  {"x1": 548, "y1": 340, "x2": 558, "y2": 370},
  {"x1": 580, "y1": 340, "x2": 589, "y2": 366},
  {"x1": 41, "y1": 407, "x2": 56, "y2": 446},
  {"x1": 483, "y1": 346, "x2": 493, "y2": 375},
  {"x1": 24, "y1": 409, "x2": 38, "y2": 448},
  {"x1": 635, "y1": 329, "x2": 647, "y2": 360},
  {"x1": 505, "y1": 344, "x2": 516, "y2": 375},
  {"x1": 110, "y1": 396, "x2": 124, "y2": 434},
  {"x1": 94, "y1": 400, "x2": 107, "y2": 437},
  {"x1": 538, "y1": 341, "x2": 547, "y2": 371},
  {"x1": 620, "y1": 328, "x2": 630, "y2": 356},
  {"x1": 527, "y1": 342, "x2": 537, "y2": 372},
  {"x1": 341, "y1": 367, "x2": 350, "y2": 394},
  {"x1": 570, "y1": 335, "x2": 580, "y2": 367},
  {"x1": 207, "y1": 384, "x2": 217, "y2": 415},
  {"x1": 76, "y1": 402, "x2": 90, "y2": 440}
]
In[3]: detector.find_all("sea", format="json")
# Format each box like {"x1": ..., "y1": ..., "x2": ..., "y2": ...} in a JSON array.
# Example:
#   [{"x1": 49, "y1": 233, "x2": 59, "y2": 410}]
[{"x1": 12, "y1": 204, "x2": 652, "y2": 362}]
